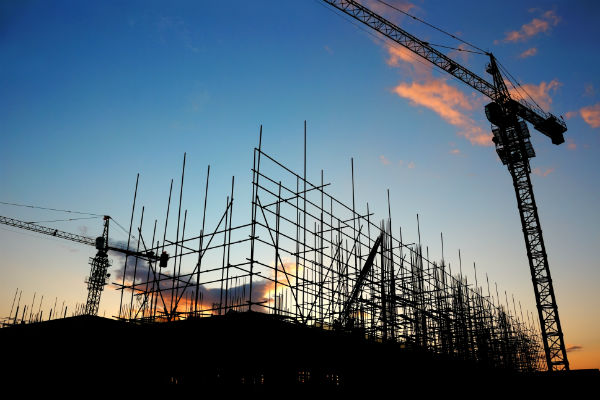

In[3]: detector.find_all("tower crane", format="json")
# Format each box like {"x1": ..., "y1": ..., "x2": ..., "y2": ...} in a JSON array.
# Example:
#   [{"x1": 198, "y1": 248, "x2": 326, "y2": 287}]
[
  {"x1": 321, "y1": 0, "x2": 569, "y2": 371},
  {"x1": 0, "y1": 215, "x2": 167, "y2": 317}
]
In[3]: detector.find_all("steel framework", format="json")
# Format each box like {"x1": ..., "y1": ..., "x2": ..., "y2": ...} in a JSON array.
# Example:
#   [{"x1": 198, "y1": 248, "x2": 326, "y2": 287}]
[{"x1": 108, "y1": 127, "x2": 544, "y2": 372}]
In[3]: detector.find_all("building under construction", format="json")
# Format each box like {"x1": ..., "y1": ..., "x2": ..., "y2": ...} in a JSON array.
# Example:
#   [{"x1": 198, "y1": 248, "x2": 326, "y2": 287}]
[{"x1": 6, "y1": 128, "x2": 586, "y2": 388}]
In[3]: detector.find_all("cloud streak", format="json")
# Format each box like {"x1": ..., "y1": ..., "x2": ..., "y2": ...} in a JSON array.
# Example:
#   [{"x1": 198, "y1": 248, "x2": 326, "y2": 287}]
[
  {"x1": 519, "y1": 47, "x2": 538, "y2": 58},
  {"x1": 509, "y1": 79, "x2": 561, "y2": 111},
  {"x1": 383, "y1": 42, "x2": 491, "y2": 147},
  {"x1": 580, "y1": 103, "x2": 600, "y2": 128},
  {"x1": 497, "y1": 10, "x2": 560, "y2": 43},
  {"x1": 566, "y1": 344, "x2": 583, "y2": 353},
  {"x1": 392, "y1": 79, "x2": 492, "y2": 146},
  {"x1": 532, "y1": 167, "x2": 554, "y2": 177},
  {"x1": 365, "y1": 0, "x2": 416, "y2": 21}
]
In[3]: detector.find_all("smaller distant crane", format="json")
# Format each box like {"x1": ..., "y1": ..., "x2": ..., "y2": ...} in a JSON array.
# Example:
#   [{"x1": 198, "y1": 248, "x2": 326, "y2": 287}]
[{"x1": 0, "y1": 215, "x2": 168, "y2": 316}]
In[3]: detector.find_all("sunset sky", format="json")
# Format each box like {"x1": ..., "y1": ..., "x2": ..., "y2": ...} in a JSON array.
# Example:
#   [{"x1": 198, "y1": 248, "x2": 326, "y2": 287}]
[{"x1": 1, "y1": 1, "x2": 599, "y2": 370}]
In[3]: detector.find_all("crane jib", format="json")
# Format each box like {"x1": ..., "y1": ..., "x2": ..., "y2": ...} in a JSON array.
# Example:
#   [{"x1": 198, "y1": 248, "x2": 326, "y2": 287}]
[{"x1": 323, "y1": 0, "x2": 567, "y2": 145}]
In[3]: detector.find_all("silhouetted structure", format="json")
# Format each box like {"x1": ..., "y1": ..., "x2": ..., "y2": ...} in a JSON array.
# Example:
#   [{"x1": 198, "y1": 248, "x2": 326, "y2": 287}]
[
  {"x1": 3, "y1": 127, "x2": 569, "y2": 385},
  {"x1": 107, "y1": 127, "x2": 545, "y2": 374}
]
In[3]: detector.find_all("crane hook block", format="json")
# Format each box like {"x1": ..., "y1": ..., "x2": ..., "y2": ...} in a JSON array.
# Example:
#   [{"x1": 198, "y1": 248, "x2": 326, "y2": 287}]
[{"x1": 159, "y1": 251, "x2": 169, "y2": 268}]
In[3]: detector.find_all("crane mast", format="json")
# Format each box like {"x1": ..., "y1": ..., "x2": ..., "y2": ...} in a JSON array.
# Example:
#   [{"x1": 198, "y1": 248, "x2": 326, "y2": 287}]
[
  {"x1": 0, "y1": 215, "x2": 165, "y2": 318},
  {"x1": 322, "y1": 0, "x2": 569, "y2": 371},
  {"x1": 84, "y1": 216, "x2": 111, "y2": 316}
]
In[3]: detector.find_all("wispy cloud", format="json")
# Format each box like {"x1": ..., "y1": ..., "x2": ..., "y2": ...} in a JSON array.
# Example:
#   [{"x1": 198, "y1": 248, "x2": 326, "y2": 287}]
[
  {"x1": 532, "y1": 167, "x2": 554, "y2": 177},
  {"x1": 566, "y1": 344, "x2": 583, "y2": 353},
  {"x1": 580, "y1": 103, "x2": 600, "y2": 128},
  {"x1": 509, "y1": 79, "x2": 561, "y2": 111},
  {"x1": 584, "y1": 83, "x2": 595, "y2": 97},
  {"x1": 385, "y1": 44, "x2": 430, "y2": 77},
  {"x1": 380, "y1": 156, "x2": 416, "y2": 169},
  {"x1": 519, "y1": 47, "x2": 538, "y2": 58},
  {"x1": 567, "y1": 138, "x2": 576, "y2": 150},
  {"x1": 496, "y1": 10, "x2": 560, "y2": 44},
  {"x1": 383, "y1": 41, "x2": 491, "y2": 147},
  {"x1": 392, "y1": 79, "x2": 492, "y2": 146},
  {"x1": 365, "y1": 0, "x2": 416, "y2": 21},
  {"x1": 563, "y1": 103, "x2": 600, "y2": 128},
  {"x1": 449, "y1": 142, "x2": 462, "y2": 155},
  {"x1": 564, "y1": 111, "x2": 578, "y2": 120}
]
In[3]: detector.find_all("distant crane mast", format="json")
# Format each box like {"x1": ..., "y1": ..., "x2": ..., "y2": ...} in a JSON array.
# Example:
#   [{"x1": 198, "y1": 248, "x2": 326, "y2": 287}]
[
  {"x1": 0, "y1": 215, "x2": 166, "y2": 317},
  {"x1": 322, "y1": 0, "x2": 569, "y2": 371}
]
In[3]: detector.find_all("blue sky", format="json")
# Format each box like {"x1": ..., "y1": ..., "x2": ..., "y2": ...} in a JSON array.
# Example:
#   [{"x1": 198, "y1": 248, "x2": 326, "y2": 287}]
[{"x1": 1, "y1": 0, "x2": 599, "y2": 368}]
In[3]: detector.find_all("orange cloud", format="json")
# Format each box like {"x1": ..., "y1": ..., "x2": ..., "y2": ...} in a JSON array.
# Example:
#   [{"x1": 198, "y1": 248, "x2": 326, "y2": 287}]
[
  {"x1": 497, "y1": 10, "x2": 560, "y2": 43},
  {"x1": 262, "y1": 260, "x2": 302, "y2": 303},
  {"x1": 392, "y1": 79, "x2": 492, "y2": 146},
  {"x1": 393, "y1": 80, "x2": 471, "y2": 123},
  {"x1": 379, "y1": 155, "x2": 391, "y2": 165},
  {"x1": 567, "y1": 138, "x2": 576, "y2": 150},
  {"x1": 450, "y1": 148, "x2": 460, "y2": 155},
  {"x1": 519, "y1": 47, "x2": 538, "y2": 58},
  {"x1": 386, "y1": 44, "x2": 416, "y2": 67},
  {"x1": 365, "y1": 0, "x2": 416, "y2": 21},
  {"x1": 541, "y1": 10, "x2": 560, "y2": 25},
  {"x1": 381, "y1": 18, "x2": 490, "y2": 146},
  {"x1": 580, "y1": 103, "x2": 600, "y2": 128},
  {"x1": 385, "y1": 44, "x2": 431, "y2": 78},
  {"x1": 509, "y1": 79, "x2": 561, "y2": 111},
  {"x1": 564, "y1": 111, "x2": 577, "y2": 120},
  {"x1": 532, "y1": 167, "x2": 554, "y2": 177}
]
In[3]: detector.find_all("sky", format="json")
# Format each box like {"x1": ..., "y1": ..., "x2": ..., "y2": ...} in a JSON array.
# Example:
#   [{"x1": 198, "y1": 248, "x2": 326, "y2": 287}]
[{"x1": 1, "y1": 0, "x2": 599, "y2": 370}]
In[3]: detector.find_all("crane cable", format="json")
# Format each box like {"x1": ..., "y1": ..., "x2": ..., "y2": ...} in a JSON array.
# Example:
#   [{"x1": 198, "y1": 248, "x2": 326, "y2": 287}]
[
  {"x1": 108, "y1": 216, "x2": 139, "y2": 243},
  {"x1": 314, "y1": 0, "x2": 437, "y2": 71},
  {"x1": 496, "y1": 59, "x2": 548, "y2": 116},
  {"x1": 0, "y1": 200, "x2": 103, "y2": 217},
  {"x1": 373, "y1": 0, "x2": 489, "y2": 55},
  {"x1": 315, "y1": 0, "x2": 478, "y2": 84},
  {"x1": 25, "y1": 216, "x2": 101, "y2": 224},
  {"x1": 425, "y1": 42, "x2": 486, "y2": 55},
  {"x1": 0, "y1": 200, "x2": 137, "y2": 241}
]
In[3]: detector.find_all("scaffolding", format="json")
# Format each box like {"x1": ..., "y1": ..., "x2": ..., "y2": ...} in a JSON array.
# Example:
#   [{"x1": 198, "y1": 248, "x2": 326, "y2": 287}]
[{"x1": 111, "y1": 126, "x2": 544, "y2": 373}]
